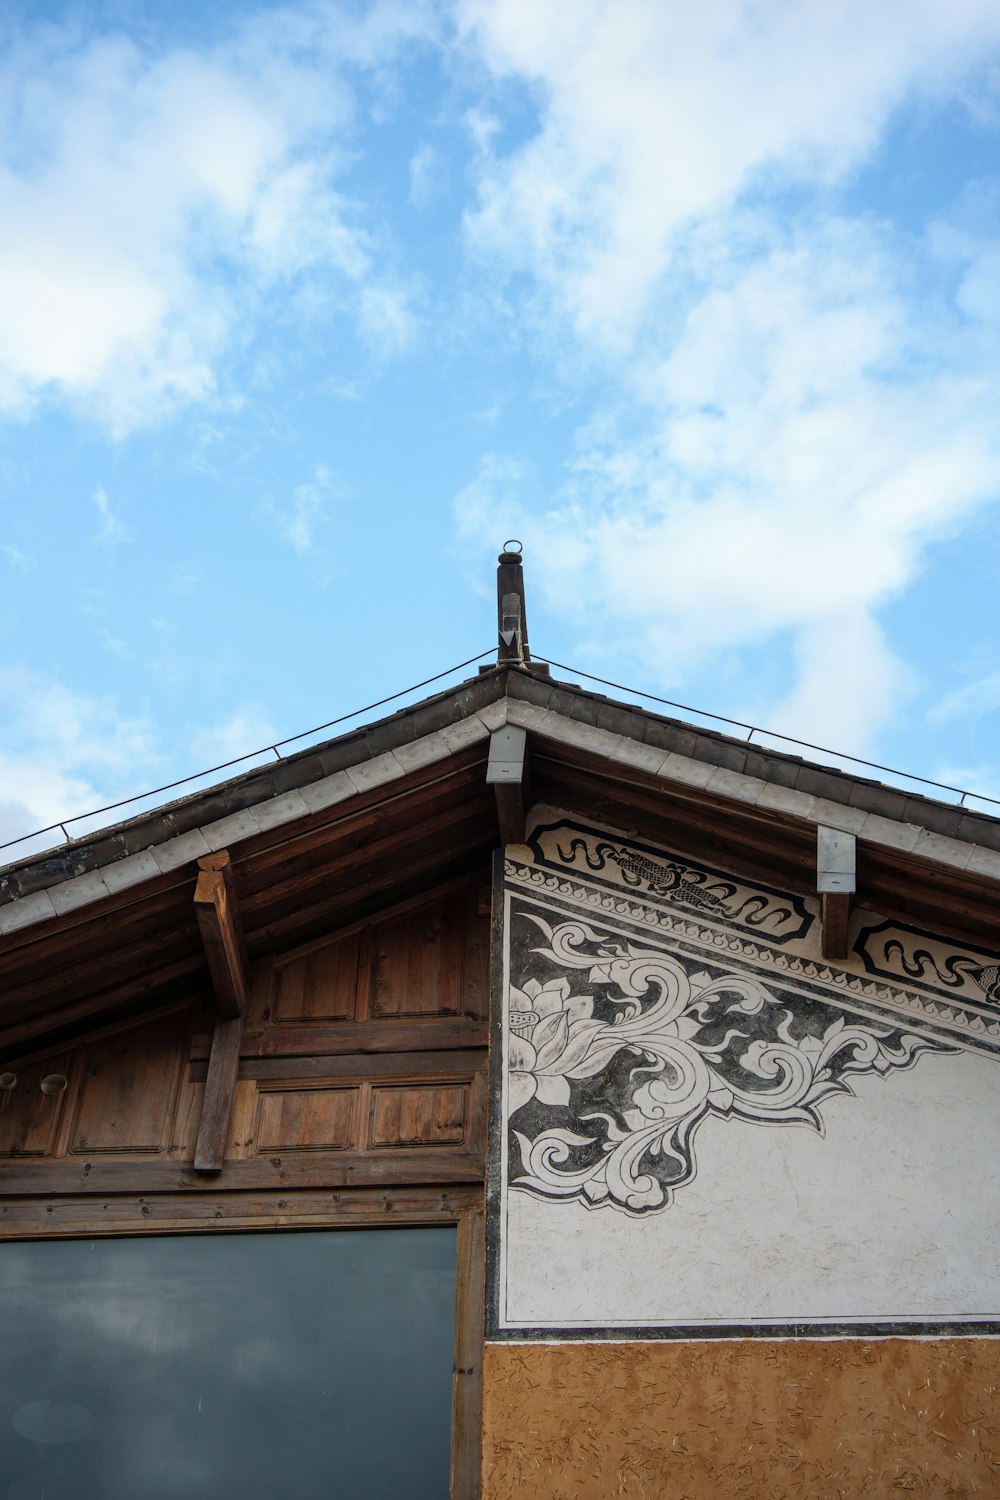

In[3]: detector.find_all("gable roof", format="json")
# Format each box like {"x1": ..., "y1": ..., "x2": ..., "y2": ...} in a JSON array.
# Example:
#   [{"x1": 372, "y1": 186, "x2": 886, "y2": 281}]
[{"x1": 2, "y1": 661, "x2": 999, "y2": 1054}]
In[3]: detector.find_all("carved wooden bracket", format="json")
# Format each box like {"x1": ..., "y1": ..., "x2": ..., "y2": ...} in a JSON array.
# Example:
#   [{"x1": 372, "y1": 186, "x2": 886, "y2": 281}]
[
  {"x1": 193, "y1": 851, "x2": 248, "y2": 1173},
  {"x1": 193, "y1": 851, "x2": 248, "y2": 1019}
]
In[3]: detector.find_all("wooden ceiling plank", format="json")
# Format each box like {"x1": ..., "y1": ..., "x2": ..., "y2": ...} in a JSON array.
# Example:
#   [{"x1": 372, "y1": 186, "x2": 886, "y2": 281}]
[{"x1": 0, "y1": 955, "x2": 207, "y2": 1055}]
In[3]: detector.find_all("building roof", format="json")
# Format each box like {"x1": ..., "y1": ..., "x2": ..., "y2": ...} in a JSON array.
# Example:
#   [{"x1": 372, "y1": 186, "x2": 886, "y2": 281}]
[{"x1": 2, "y1": 626, "x2": 999, "y2": 1055}]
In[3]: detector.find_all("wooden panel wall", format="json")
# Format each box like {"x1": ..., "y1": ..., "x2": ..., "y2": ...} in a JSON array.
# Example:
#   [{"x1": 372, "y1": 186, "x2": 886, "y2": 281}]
[{"x1": 0, "y1": 876, "x2": 489, "y2": 1199}]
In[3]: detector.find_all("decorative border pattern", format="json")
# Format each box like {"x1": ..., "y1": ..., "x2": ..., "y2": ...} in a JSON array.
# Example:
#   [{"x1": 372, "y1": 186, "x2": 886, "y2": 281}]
[
  {"x1": 506, "y1": 859, "x2": 1000, "y2": 1054},
  {"x1": 528, "y1": 822, "x2": 813, "y2": 943}
]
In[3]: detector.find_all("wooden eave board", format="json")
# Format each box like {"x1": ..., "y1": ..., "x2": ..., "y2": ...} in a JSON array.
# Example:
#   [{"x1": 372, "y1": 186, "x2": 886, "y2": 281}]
[
  {"x1": 535, "y1": 741, "x2": 1000, "y2": 950},
  {"x1": 0, "y1": 744, "x2": 494, "y2": 1054}
]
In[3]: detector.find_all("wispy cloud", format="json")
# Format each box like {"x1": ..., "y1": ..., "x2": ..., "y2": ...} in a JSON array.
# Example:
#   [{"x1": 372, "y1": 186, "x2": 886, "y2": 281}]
[
  {"x1": 91, "y1": 484, "x2": 128, "y2": 544},
  {"x1": 928, "y1": 670, "x2": 1000, "y2": 726},
  {"x1": 408, "y1": 142, "x2": 446, "y2": 209},
  {"x1": 267, "y1": 463, "x2": 341, "y2": 553},
  {"x1": 1, "y1": 544, "x2": 33, "y2": 571},
  {"x1": 0, "y1": 5, "x2": 432, "y2": 434},
  {"x1": 0, "y1": 669, "x2": 161, "y2": 853},
  {"x1": 454, "y1": 0, "x2": 1000, "y2": 753},
  {"x1": 189, "y1": 706, "x2": 278, "y2": 769}
]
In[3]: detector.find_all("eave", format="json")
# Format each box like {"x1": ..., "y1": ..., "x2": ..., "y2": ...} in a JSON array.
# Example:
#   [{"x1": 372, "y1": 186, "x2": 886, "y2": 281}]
[{"x1": 1, "y1": 663, "x2": 999, "y2": 1056}]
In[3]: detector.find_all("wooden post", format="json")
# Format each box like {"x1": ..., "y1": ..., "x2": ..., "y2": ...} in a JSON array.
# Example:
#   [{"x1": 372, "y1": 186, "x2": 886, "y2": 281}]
[
  {"x1": 487, "y1": 725, "x2": 529, "y2": 845},
  {"x1": 193, "y1": 850, "x2": 248, "y2": 1173},
  {"x1": 497, "y1": 544, "x2": 530, "y2": 665},
  {"x1": 194, "y1": 1014, "x2": 243, "y2": 1173},
  {"x1": 817, "y1": 826, "x2": 856, "y2": 960}
]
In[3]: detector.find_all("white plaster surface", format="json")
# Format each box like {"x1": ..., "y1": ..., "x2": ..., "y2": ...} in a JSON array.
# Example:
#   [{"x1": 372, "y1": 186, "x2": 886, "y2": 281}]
[{"x1": 501, "y1": 1049, "x2": 1000, "y2": 1328}]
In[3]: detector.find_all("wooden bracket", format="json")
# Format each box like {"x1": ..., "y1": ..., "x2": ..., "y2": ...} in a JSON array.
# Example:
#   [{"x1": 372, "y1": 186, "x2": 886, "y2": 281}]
[
  {"x1": 193, "y1": 850, "x2": 248, "y2": 1173},
  {"x1": 194, "y1": 851, "x2": 248, "y2": 1019},
  {"x1": 817, "y1": 827, "x2": 856, "y2": 960},
  {"x1": 487, "y1": 726, "x2": 529, "y2": 846}
]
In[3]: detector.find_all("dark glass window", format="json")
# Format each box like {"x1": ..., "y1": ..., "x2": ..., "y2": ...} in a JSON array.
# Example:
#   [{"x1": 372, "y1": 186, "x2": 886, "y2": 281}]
[{"x1": 0, "y1": 1227, "x2": 456, "y2": 1499}]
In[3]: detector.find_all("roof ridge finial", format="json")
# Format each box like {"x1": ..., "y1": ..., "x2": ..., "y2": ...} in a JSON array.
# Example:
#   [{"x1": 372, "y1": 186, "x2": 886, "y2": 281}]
[{"x1": 497, "y1": 540, "x2": 529, "y2": 666}]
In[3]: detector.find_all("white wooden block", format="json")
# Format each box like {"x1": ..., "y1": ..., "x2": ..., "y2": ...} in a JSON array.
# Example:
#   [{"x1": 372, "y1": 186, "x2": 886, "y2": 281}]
[
  {"x1": 817, "y1": 826, "x2": 856, "y2": 893},
  {"x1": 487, "y1": 726, "x2": 527, "y2": 784}
]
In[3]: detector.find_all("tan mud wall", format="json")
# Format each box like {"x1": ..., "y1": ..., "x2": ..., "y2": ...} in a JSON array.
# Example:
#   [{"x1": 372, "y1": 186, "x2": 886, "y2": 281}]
[{"x1": 482, "y1": 1340, "x2": 1000, "y2": 1498}]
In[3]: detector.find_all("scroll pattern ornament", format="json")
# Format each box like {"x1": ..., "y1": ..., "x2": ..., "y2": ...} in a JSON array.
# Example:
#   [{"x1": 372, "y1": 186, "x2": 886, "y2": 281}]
[{"x1": 508, "y1": 912, "x2": 952, "y2": 1215}]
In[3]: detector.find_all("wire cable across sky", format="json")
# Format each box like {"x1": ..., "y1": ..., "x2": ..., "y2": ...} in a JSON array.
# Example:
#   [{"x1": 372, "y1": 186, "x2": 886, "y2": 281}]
[{"x1": 2, "y1": 647, "x2": 997, "y2": 859}]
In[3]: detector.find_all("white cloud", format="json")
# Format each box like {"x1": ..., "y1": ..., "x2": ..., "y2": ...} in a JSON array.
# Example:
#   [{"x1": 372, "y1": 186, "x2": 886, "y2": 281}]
[
  {"x1": 266, "y1": 463, "x2": 340, "y2": 553},
  {"x1": 458, "y1": 0, "x2": 1000, "y2": 350},
  {"x1": 1, "y1": 544, "x2": 33, "y2": 571},
  {"x1": 454, "y1": 1, "x2": 1000, "y2": 754},
  {"x1": 408, "y1": 141, "x2": 445, "y2": 208},
  {"x1": 929, "y1": 670, "x2": 1000, "y2": 726},
  {"x1": 358, "y1": 281, "x2": 419, "y2": 359},
  {"x1": 91, "y1": 483, "x2": 128, "y2": 544},
  {"x1": 189, "y1": 706, "x2": 279, "y2": 769},
  {"x1": 0, "y1": 669, "x2": 161, "y2": 854},
  {"x1": 0, "y1": 6, "x2": 429, "y2": 433}
]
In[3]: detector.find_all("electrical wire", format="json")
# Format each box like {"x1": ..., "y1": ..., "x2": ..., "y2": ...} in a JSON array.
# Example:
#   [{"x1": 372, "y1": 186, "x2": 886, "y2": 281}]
[
  {"x1": 0, "y1": 648, "x2": 497, "y2": 855},
  {"x1": 4, "y1": 643, "x2": 998, "y2": 861},
  {"x1": 530, "y1": 656, "x2": 1000, "y2": 811}
]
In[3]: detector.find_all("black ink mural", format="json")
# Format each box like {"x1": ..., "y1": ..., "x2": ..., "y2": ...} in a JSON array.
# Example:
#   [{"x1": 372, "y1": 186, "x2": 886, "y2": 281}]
[{"x1": 505, "y1": 900, "x2": 951, "y2": 1216}]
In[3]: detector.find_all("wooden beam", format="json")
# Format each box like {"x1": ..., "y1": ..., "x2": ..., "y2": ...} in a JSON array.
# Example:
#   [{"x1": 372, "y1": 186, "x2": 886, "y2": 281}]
[
  {"x1": 487, "y1": 725, "x2": 529, "y2": 845},
  {"x1": 817, "y1": 827, "x2": 856, "y2": 960},
  {"x1": 193, "y1": 1011, "x2": 243, "y2": 1173},
  {"x1": 194, "y1": 851, "x2": 248, "y2": 1019}
]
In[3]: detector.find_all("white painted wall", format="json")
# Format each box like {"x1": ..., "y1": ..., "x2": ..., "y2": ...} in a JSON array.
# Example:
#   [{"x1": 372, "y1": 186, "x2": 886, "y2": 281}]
[{"x1": 500, "y1": 1048, "x2": 1000, "y2": 1330}]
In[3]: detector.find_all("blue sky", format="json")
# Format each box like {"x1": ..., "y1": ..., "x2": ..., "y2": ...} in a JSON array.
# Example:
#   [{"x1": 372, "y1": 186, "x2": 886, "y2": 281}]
[{"x1": 2, "y1": 0, "x2": 1000, "y2": 856}]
